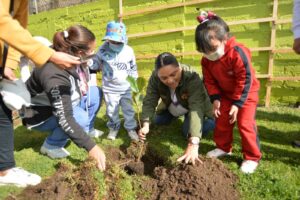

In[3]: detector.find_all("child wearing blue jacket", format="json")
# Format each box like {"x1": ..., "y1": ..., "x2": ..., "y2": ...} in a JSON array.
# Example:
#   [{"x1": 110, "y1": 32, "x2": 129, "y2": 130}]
[{"x1": 90, "y1": 21, "x2": 139, "y2": 141}]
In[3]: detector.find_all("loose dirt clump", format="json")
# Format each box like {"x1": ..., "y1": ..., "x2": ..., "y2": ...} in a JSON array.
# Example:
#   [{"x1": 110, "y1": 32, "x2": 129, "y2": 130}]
[
  {"x1": 140, "y1": 158, "x2": 240, "y2": 200},
  {"x1": 7, "y1": 143, "x2": 240, "y2": 200},
  {"x1": 107, "y1": 142, "x2": 240, "y2": 200},
  {"x1": 123, "y1": 141, "x2": 146, "y2": 175},
  {"x1": 123, "y1": 141, "x2": 165, "y2": 176},
  {"x1": 6, "y1": 159, "x2": 99, "y2": 200}
]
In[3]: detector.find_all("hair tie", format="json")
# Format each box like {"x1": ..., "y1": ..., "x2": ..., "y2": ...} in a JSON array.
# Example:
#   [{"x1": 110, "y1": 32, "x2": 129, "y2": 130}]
[
  {"x1": 63, "y1": 30, "x2": 69, "y2": 39},
  {"x1": 196, "y1": 11, "x2": 216, "y2": 24}
]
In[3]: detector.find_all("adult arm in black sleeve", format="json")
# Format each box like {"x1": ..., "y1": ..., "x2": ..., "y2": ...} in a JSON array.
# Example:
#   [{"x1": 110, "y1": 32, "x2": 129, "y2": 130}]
[{"x1": 40, "y1": 66, "x2": 96, "y2": 151}]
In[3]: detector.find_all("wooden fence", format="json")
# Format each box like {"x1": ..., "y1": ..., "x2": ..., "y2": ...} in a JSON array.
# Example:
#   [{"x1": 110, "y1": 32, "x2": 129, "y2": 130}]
[{"x1": 117, "y1": 0, "x2": 299, "y2": 107}]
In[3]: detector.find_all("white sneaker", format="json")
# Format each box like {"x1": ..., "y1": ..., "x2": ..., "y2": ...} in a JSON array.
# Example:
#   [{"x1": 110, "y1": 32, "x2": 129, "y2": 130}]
[
  {"x1": 0, "y1": 167, "x2": 41, "y2": 187},
  {"x1": 240, "y1": 160, "x2": 258, "y2": 174},
  {"x1": 206, "y1": 148, "x2": 232, "y2": 158},
  {"x1": 88, "y1": 128, "x2": 104, "y2": 138},
  {"x1": 107, "y1": 129, "x2": 118, "y2": 140},
  {"x1": 128, "y1": 130, "x2": 139, "y2": 141},
  {"x1": 40, "y1": 145, "x2": 70, "y2": 159}
]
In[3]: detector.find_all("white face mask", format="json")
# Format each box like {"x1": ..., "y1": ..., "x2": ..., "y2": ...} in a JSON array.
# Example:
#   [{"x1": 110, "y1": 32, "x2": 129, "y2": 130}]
[{"x1": 204, "y1": 44, "x2": 225, "y2": 61}]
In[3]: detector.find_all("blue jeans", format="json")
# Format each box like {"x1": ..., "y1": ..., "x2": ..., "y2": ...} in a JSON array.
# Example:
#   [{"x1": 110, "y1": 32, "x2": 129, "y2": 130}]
[
  {"x1": 103, "y1": 91, "x2": 137, "y2": 131},
  {"x1": 154, "y1": 110, "x2": 215, "y2": 138},
  {"x1": 0, "y1": 95, "x2": 15, "y2": 171},
  {"x1": 33, "y1": 86, "x2": 102, "y2": 148}
]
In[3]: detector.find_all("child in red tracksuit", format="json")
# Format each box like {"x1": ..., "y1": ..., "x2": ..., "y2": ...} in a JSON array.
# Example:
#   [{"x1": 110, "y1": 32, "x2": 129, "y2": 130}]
[{"x1": 195, "y1": 11, "x2": 262, "y2": 174}]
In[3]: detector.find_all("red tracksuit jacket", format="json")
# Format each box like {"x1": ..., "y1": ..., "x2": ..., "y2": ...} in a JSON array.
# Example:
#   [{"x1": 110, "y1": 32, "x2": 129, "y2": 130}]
[{"x1": 201, "y1": 37, "x2": 260, "y2": 107}]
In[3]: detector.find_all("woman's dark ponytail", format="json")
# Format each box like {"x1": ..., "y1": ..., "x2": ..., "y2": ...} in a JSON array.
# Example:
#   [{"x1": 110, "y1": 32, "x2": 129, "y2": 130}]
[
  {"x1": 52, "y1": 31, "x2": 71, "y2": 53},
  {"x1": 52, "y1": 25, "x2": 95, "y2": 55}
]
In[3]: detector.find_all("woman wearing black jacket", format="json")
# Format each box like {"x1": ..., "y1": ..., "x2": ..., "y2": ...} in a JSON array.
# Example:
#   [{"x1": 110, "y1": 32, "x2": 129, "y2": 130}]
[{"x1": 23, "y1": 25, "x2": 105, "y2": 171}]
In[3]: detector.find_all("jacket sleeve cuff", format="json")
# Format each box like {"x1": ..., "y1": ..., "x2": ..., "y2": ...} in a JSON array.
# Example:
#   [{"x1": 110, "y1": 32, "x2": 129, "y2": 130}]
[
  {"x1": 233, "y1": 100, "x2": 244, "y2": 108},
  {"x1": 83, "y1": 139, "x2": 97, "y2": 152},
  {"x1": 190, "y1": 131, "x2": 202, "y2": 138},
  {"x1": 141, "y1": 114, "x2": 150, "y2": 122},
  {"x1": 209, "y1": 94, "x2": 221, "y2": 103}
]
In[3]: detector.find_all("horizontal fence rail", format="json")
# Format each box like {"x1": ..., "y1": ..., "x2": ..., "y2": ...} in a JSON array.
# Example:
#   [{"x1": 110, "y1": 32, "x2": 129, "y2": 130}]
[{"x1": 118, "y1": 0, "x2": 298, "y2": 107}]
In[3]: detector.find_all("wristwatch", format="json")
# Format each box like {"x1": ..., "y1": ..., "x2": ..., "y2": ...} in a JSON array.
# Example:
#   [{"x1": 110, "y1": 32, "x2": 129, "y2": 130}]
[{"x1": 189, "y1": 137, "x2": 200, "y2": 145}]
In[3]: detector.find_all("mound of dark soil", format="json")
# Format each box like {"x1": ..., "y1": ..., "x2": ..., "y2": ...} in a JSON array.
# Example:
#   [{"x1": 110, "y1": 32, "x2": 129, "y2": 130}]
[
  {"x1": 7, "y1": 143, "x2": 239, "y2": 200},
  {"x1": 136, "y1": 158, "x2": 239, "y2": 200},
  {"x1": 6, "y1": 160, "x2": 99, "y2": 200},
  {"x1": 124, "y1": 142, "x2": 165, "y2": 176},
  {"x1": 108, "y1": 143, "x2": 240, "y2": 200}
]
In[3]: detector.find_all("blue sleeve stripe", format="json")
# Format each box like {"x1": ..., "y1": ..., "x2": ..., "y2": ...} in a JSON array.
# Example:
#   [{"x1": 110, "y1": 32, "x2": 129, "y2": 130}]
[{"x1": 233, "y1": 46, "x2": 252, "y2": 107}]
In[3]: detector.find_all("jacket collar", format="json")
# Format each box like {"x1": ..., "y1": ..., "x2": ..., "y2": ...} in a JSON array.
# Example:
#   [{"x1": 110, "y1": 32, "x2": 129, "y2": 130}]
[
  {"x1": 65, "y1": 65, "x2": 80, "y2": 79},
  {"x1": 177, "y1": 64, "x2": 185, "y2": 87},
  {"x1": 224, "y1": 36, "x2": 237, "y2": 54}
]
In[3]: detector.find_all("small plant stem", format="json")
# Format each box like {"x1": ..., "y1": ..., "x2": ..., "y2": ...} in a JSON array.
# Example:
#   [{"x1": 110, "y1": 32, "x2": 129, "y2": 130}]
[
  {"x1": 117, "y1": 159, "x2": 134, "y2": 166},
  {"x1": 137, "y1": 142, "x2": 144, "y2": 162},
  {"x1": 136, "y1": 104, "x2": 144, "y2": 162},
  {"x1": 137, "y1": 107, "x2": 141, "y2": 130}
]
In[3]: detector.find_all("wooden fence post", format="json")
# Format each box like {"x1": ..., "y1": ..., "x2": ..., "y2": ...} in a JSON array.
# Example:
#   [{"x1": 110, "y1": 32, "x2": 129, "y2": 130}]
[
  {"x1": 265, "y1": 0, "x2": 278, "y2": 107},
  {"x1": 119, "y1": 0, "x2": 123, "y2": 22},
  {"x1": 120, "y1": 0, "x2": 298, "y2": 107}
]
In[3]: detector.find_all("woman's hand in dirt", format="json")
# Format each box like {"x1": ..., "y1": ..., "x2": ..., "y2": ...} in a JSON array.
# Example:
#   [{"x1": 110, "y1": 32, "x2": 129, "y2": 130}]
[
  {"x1": 138, "y1": 122, "x2": 150, "y2": 141},
  {"x1": 213, "y1": 100, "x2": 221, "y2": 118},
  {"x1": 88, "y1": 145, "x2": 106, "y2": 171},
  {"x1": 229, "y1": 105, "x2": 239, "y2": 124},
  {"x1": 49, "y1": 51, "x2": 80, "y2": 69},
  {"x1": 177, "y1": 144, "x2": 203, "y2": 165}
]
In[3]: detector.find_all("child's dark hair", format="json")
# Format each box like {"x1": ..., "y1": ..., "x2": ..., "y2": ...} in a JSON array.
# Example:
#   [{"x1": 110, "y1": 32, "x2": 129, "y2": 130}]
[
  {"x1": 53, "y1": 25, "x2": 95, "y2": 55},
  {"x1": 195, "y1": 15, "x2": 230, "y2": 54},
  {"x1": 155, "y1": 52, "x2": 179, "y2": 71}
]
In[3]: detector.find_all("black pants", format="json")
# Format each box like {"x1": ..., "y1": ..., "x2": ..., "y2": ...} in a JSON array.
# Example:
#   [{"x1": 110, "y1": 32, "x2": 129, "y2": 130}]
[{"x1": 0, "y1": 95, "x2": 15, "y2": 171}]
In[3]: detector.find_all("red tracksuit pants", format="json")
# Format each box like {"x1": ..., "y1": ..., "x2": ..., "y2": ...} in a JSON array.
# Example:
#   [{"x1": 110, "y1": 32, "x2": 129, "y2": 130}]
[{"x1": 214, "y1": 92, "x2": 262, "y2": 161}]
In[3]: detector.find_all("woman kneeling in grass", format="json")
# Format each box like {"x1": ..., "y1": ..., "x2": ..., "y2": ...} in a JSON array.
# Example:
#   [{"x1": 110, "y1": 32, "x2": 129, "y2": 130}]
[
  {"x1": 138, "y1": 52, "x2": 215, "y2": 165},
  {"x1": 23, "y1": 25, "x2": 105, "y2": 171}
]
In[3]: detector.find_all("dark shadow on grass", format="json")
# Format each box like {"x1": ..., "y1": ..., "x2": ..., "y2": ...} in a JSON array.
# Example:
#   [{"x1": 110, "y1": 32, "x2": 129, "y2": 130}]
[
  {"x1": 198, "y1": 141, "x2": 216, "y2": 155},
  {"x1": 260, "y1": 143, "x2": 300, "y2": 166},
  {"x1": 144, "y1": 118, "x2": 215, "y2": 166},
  {"x1": 145, "y1": 120, "x2": 184, "y2": 164},
  {"x1": 13, "y1": 115, "x2": 107, "y2": 152},
  {"x1": 14, "y1": 125, "x2": 46, "y2": 152},
  {"x1": 256, "y1": 109, "x2": 300, "y2": 123},
  {"x1": 14, "y1": 126, "x2": 72, "y2": 153},
  {"x1": 118, "y1": 133, "x2": 135, "y2": 151},
  {"x1": 94, "y1": 116, "x2": 107, "y2": 131},
  {"x1": 229, "y1": 125, "x2": 300, "y2": 166},
  {"x1": 258, "y1": 125, "x2": 299, "y2": 146}
]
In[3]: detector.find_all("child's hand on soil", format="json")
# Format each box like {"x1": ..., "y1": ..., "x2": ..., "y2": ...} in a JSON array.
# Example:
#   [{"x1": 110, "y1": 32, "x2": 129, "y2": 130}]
[
  {"x1": 88, "y1": 145, "x2": 106, "y2": 171},
  {"x1": 177, "y1": 144, "x2": 203, "y2": 165},
  {"x1": 229, "y1": 105, "x2": 239, "y2": 124},
  {"x1": 138, "y1": 122, "x2": 150, "y2": 141},
  {"x1": 213, "y1": 100, "x2": 221, "y2": 118}
]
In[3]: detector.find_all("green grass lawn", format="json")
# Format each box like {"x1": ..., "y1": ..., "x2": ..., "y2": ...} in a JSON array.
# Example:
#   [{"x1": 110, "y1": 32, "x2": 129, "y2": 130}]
[{"x1": 0, "y1": 106, "x2": 299, "y2": 200}]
